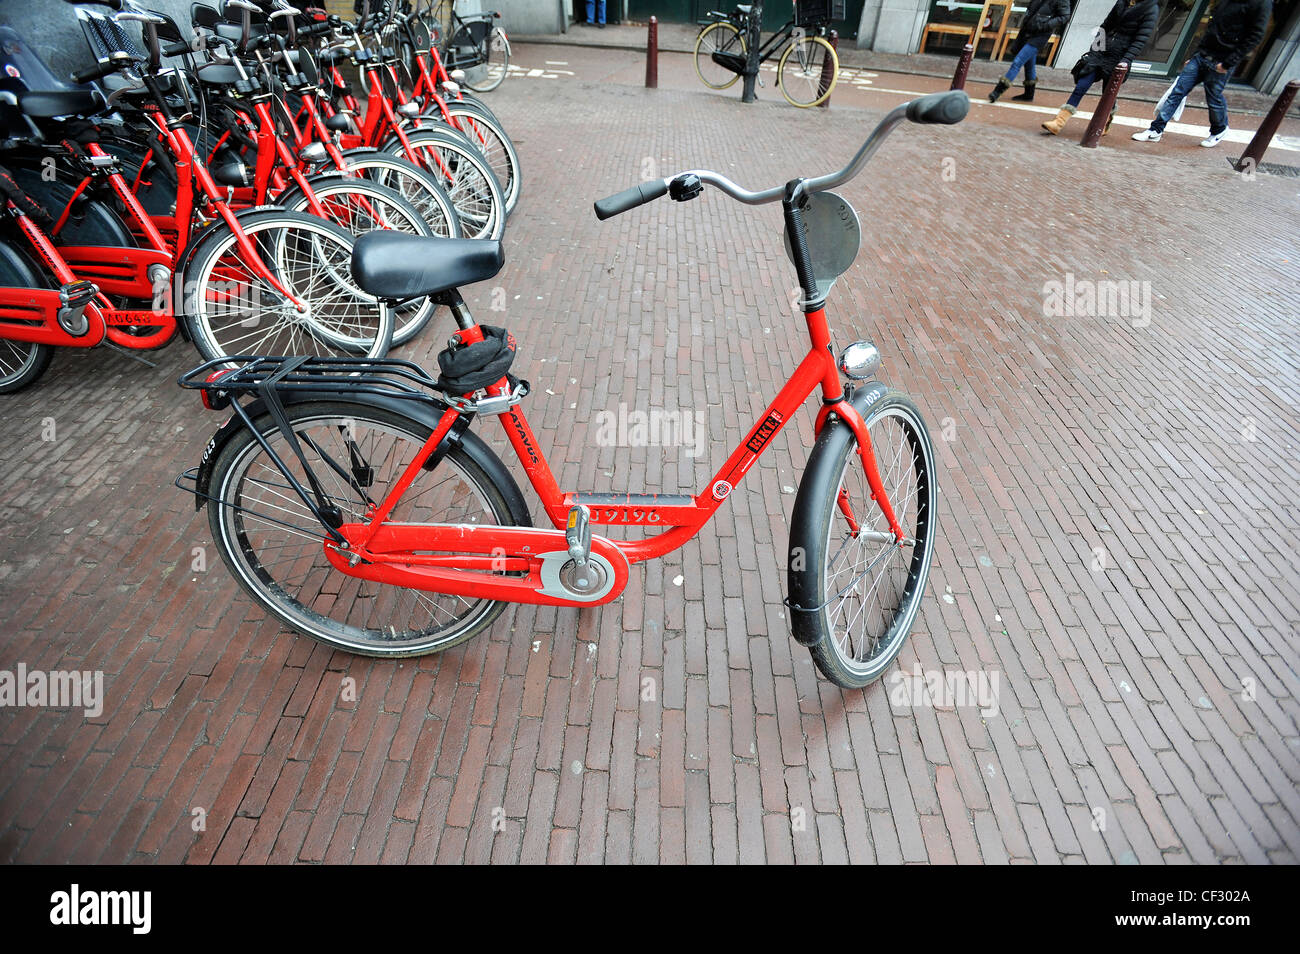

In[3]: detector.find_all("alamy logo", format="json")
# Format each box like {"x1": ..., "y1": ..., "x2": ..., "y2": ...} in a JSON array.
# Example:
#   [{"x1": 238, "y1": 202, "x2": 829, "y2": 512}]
[
  {"x1": 594, "y1": 404, "x2": 705, "y2": 458},
  {"x1": 889, "y1": 665, "x2": 1000, "y2": 718},
  {"x1": 1042, "y1": 273, "x2": 1152, "y2": 327},
  {"x1": 0, "y1": 664, "x2": 103, "y2": 718},
  {"x1": 50, "y1": 884, "x2": 151, "y2": 934}
]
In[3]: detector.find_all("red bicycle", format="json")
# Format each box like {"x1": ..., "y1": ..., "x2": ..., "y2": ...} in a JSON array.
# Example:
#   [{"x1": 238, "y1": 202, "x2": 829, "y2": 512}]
[{"x1": 179, "y1": 90, "x2": 968, "y2": 688}]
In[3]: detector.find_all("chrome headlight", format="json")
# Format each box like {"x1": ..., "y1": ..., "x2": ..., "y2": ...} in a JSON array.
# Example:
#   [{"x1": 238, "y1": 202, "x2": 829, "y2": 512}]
[{"x1": 838, "y1": 341, "x2": 880, "y2": 380}]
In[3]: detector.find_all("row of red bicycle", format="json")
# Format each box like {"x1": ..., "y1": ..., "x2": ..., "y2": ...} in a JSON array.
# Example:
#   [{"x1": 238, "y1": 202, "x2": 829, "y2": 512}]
[{"x1": 0, "y1": 0, "x2": 518, "y2": 392}]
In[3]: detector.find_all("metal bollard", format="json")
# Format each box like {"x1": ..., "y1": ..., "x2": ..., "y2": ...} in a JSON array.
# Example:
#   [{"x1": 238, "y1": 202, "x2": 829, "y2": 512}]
[
  {"x1": 646, "y1": 16, "x2": 658, "y2": 89},
  {"x1": 741, "y1": 4, "x2": 763, "y2": 103},
  {"x1": 950, "y1": 44, "x2": 973, "y2": 91},
  {"x1": 1235, "y1": 78, "x2": 1299, "y2": 172},
  {"x1": 818, "y1": 29, "x2": 838, "y2": 108},
  {"x1": 1080, "y1": 62, "x2": 1129, "y2": 148}
]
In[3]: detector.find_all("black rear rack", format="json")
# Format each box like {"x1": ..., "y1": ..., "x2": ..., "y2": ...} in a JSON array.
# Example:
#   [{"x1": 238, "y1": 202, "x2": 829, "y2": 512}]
[{"x1": 178, "y1": 354, "x2": 446, "y2": 406}]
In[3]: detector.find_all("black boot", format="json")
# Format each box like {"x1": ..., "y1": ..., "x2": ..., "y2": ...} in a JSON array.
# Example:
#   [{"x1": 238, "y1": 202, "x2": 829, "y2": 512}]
[
  {"x1": 1011, "y1": 80, "x2": 1036, "y2": 102},
  {"x1": 988, "y1": 77, "x2": 1012, "y2": 103}
]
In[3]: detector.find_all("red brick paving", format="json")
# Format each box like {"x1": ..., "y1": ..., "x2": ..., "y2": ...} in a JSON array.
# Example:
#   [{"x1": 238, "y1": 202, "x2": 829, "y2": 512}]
[{"x1": 1, "y1": 43, "x2": 1298, "y2": 864}]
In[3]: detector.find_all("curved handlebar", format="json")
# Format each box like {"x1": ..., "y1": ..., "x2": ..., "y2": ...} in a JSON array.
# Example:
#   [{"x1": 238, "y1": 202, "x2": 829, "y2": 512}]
[
  {"x1": 906, "y1": 89, "x2": 971, "y2": 125},
  {"x1": 593, "y1": 90, "x2": 970, "y2": 219}
]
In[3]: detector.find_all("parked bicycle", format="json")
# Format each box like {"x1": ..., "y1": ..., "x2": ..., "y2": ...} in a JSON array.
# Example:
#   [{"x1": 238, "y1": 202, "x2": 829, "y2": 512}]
[
  {"x1": 179, "y1": 89, "x2": 970, "y2": 689},
  {"x1": 406, "y1": 0, "x2": 510, "y2": 93},
  {"x1": 694, "y1": 0, "x2": 842, "y2": 108}
]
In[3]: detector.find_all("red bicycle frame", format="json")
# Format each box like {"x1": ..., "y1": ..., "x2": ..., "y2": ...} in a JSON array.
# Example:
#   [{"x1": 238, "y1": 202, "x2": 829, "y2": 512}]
[{"x1": 314, "y1": 302, "x2": 903, "y2": 608}]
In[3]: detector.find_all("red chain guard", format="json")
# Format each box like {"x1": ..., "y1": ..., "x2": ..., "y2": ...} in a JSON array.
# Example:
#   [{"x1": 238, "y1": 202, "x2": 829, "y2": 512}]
[
  {"x1": 0, "y1": 287, "x2": 105, "y2": 347},
  {"x1": 58, "y1": 246, "x2": 172, "y2": 298},
  {"x1": 323, "y1": 523, "x2": 631, "y2": 608}
]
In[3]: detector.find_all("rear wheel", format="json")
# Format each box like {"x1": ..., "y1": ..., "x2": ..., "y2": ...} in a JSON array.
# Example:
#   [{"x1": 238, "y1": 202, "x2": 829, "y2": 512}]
[
  {"x1": 788, "y1": 390, "x2": 938, "y2": 689},
  {"x1": 206, "y1": 401, "x2": 522, "y2": 656},
  {"x1": 0, "y1": 242, "x2": 53, "y2": 394},
  {"x1": 694, "y1": 21, "x2": 746, "y2": 90},
  {"x1": 778, "y1": 34, "x2": 838, "y2": 108}
]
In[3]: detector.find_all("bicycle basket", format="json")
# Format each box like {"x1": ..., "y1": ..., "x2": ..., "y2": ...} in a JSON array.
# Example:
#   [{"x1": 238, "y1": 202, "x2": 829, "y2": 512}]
[{"x1": 794, "y1": 0, "x2": 846, "y2": 26}]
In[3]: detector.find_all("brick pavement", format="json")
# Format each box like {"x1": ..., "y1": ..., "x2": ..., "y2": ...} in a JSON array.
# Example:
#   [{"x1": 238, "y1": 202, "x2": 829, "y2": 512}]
[{"x1": 0, "y1": 44, "x2": 1297, "y2": 864}]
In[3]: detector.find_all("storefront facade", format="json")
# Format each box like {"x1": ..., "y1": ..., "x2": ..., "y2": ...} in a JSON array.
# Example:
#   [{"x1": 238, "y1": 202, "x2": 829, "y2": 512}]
[
  {"x1": 546, "y1": 0, "x2": 1300, "y2": 93},
  {"x1": 875, "y1": 0, "x2": 1300, "y2": 93}
]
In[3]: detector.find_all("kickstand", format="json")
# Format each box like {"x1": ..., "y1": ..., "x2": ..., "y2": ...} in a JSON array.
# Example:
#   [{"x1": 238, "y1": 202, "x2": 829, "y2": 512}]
[{"x1": 104, "y1": 343, "x2": 159, "y2": 368}]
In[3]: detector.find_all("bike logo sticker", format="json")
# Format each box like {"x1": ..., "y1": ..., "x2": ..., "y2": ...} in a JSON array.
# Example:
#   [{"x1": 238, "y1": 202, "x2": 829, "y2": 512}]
[
  {"x1": 712, "y1": 480, "x2": 732, "y2": 501},
  {"x1": 745, "y1": 410, "x2": 784, "y2": 454}
]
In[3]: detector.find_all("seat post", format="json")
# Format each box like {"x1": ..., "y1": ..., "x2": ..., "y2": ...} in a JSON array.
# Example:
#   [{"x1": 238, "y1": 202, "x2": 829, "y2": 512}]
[{"x1": 435, "y1": 289, "x2": 476, "y2": 331}]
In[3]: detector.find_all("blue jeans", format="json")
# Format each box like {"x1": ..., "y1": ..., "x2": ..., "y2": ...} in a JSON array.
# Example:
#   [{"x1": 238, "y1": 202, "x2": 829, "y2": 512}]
[
  {"x1": 1066, "y1": 71, "x2": 1099, "y2": 108},
  {"x1": 1151, "y1": 51, "x2": 1232, "y2": 135},
  {"x1": 586, "y1": 0, "x2": 605, "y2": 23},
  {"x1": 1004, "y1": 44, "x2": 1039, "y2": 82}
]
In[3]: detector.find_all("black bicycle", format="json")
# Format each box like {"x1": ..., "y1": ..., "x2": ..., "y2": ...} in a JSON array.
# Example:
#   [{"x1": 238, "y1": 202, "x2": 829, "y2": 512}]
[
  {"x1": 414, "y1": 0, "x2": 510, "y2": 93},
  {"x1": 693, "y1": 0, "x2": 842, "y2": 107}
]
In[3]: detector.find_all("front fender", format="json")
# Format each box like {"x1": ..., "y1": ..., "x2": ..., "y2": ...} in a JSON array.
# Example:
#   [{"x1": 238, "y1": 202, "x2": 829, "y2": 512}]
[{"x1": 786, "y1": 379, "x2": 890, "y2": 646}]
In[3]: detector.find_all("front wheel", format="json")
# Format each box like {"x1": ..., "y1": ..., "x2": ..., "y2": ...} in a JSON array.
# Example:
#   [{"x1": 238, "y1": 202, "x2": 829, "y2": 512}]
[
  {"x1": 778, "y1": 35, "x2": 838, "y2": 108},
  {"x1": 0, "y1": 241, "x2": 54, "y2": 394},
  {"x1": 180, "y1": 211, "x2": 392, "y2": 364},
  {"x1": 278, "y1": 175, "x2": 438, "y2": 347},
  {"x1": 205, "y1": 401, "x2": 524, "y2": 656},
  {"x1": 787, "y1": 389, "x2": 938, "y2": 689},
  {"x1": 385, "y1": 128, "x2": 505, "y2": 240}
]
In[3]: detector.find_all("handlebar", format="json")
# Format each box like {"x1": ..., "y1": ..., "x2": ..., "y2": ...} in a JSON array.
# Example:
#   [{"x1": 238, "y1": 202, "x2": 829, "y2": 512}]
[
  {"x1": 593, "y1": 90, "x2": 970, "y2": 219},
  {"x1": 72, "y1": 52, "x2": 133, "y2": 84},
  {"x1": 594, "y1": 180, "x2": 670, "y2": 222}
]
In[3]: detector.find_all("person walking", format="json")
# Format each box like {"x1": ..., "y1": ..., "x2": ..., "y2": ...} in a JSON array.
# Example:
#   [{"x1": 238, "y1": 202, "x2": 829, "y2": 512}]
[
  {"x1": 1042, "y1": 0, "x2": 1158, "y2": 135},
  {"x1": 1132, "y1": 0, "x2": 1272, "y2": 147},
  {"x1": 989, "y1": 0, "x2": 1072, "y2": 103}
]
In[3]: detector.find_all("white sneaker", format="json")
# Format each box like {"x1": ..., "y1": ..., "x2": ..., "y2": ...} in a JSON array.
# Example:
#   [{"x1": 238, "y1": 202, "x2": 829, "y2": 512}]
[
  {"x1": 1201, "y1": 130, "x2": 1228, "y2": 147},
  {"x1": 1132, "y1": 129, "x2": 1162, "y2": 142}
]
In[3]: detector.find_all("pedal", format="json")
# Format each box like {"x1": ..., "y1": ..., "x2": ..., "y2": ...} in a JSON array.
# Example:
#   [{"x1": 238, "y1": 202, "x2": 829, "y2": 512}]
[
  {"x1": 57, "y1": 280, "x2": 98, "y2": 338},
  {"x1": 565, "y1": 505, "x2": 591, "y2": 565}
]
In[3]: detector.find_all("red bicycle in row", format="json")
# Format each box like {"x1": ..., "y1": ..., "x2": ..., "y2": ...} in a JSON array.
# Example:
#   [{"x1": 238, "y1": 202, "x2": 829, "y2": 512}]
[{"x1": 179, "y1": 90, "x2": 969, "y2": 688}]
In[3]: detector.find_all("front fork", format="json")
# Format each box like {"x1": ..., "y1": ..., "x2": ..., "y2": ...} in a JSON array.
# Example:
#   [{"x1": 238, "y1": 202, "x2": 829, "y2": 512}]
[{"x1": 814, "y1": 386, "x2": 907, "y2": 545}]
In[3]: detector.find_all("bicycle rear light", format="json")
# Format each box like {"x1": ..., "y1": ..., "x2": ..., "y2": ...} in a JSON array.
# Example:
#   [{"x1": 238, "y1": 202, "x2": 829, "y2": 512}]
[{"x1": 200, "y1": 369, "x2": 236, "y2": 410}]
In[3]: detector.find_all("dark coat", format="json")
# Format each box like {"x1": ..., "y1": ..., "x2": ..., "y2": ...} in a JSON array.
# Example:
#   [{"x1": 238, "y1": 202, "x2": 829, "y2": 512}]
[
  {"x1": 1071, "y1": 0, "x2": 1159, "y2": 80},
  {"x1": 1010, "y1": 0, "x2": 1072, "y2": 57},
  {"x1": 1196, "y1": 0, "x2": 1272, "y2": 71}
]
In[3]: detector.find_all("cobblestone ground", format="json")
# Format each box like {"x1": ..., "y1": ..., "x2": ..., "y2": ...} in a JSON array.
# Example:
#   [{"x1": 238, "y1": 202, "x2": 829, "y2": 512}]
[{"x1": 1, "y1": 44, "x2": 1297, "y2": 864}]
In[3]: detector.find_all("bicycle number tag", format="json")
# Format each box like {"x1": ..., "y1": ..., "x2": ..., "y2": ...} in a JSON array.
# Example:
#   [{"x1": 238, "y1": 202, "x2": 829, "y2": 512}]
[{"x1": 782, "y1": 190, "x2": 861, "y2": 300}]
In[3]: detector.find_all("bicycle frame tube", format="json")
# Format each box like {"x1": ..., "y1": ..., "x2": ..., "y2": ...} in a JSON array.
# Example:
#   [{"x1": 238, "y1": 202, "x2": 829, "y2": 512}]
[
  {"x1": 758, "y1": 23, "x2": 794, "y2": 63},
  {"x1": 326, "y1": 303, "x2": 902, "y2": 579}
]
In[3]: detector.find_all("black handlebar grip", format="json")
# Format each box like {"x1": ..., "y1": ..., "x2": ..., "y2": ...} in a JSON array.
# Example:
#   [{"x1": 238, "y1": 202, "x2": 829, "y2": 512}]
[
  {"x1": 72, "y1": 59, "x2": 122, "y2": 84},
  {"x1": 162, "y1": 39, "x2": 193, "y2": 56},
  {"x1": 905, "y1": 90, "x2": 970, "y2": 125},
  {"x1": 299, "y1": 20, "x2": 335, "y2": 38},
  {"x1": 593, "y1": 180, "x2": 668, "y2": 221}
]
